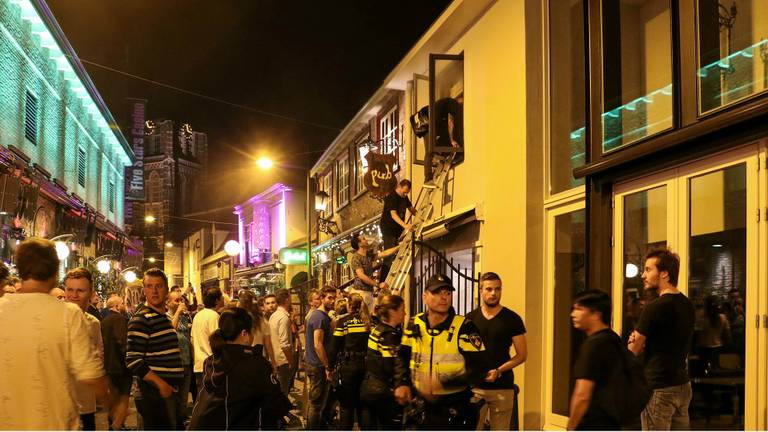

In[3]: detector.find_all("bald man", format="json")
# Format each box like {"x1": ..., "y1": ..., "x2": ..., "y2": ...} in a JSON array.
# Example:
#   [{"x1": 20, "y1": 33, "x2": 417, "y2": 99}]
[{"x1": 50, "y1": 287, "x2": 66, "y2": 301}]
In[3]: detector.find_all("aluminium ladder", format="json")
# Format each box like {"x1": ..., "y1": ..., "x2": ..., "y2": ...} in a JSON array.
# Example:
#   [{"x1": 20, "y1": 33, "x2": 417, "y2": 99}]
[{"x1": 384, "y1": 154, "x2": 455, "y2": 296}]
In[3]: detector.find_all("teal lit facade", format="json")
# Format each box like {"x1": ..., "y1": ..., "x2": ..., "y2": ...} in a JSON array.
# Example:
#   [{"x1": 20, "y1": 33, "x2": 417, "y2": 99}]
[{"x1": 0, "y1": 0, "x2": 133, "y2": 228}]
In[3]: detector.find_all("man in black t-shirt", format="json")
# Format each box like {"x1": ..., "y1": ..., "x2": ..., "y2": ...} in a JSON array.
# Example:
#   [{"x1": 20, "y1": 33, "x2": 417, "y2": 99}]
[
  {"x1": 629, "y1": 248, "x2": 694, "y2": 430},
  {"x1": 568, "y1": 290, "x2": 623, "y2": 431},
  {"x1": 378, "y1": 179, "x2": 416, "y2": 281},
  {"x1": 466, "y1": 272, "x2": 527, "y2": 430}
]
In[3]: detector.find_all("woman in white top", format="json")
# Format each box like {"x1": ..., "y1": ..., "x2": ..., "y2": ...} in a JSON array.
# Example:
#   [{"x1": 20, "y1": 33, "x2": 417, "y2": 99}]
[{"x1": 238, "y1": 290, "x2": 277, "y2": 370}]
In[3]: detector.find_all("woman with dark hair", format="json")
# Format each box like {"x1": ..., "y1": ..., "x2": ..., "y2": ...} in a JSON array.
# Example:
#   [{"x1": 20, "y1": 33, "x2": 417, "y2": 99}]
[
  {"x1": 695, "y1": 295, "x2": 732, "y2": 370},
  {"x1": 329, "y1": 293, "x2": 372, "y2": 430},
  {"x1": 361, "y1": 294, "x2": 406, "y2": 430},
  {"x1": 237, "y1": 290, "x2": 276, "y2": 369},
  {"x1": 188, "y1": 307, "x2": 290, "y2": 430}
]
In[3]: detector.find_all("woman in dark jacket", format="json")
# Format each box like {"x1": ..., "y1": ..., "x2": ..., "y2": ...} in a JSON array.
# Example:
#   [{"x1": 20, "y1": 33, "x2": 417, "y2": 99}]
[
  {"x1": 329, "y1": 293, "x2": 371, "y2": 430},
  {"x1": 188, "y1": 307, "x2": 290, "y2": 430},
  {"x1": 360, "y1": 294, "x2": 406, "y2": 430}
]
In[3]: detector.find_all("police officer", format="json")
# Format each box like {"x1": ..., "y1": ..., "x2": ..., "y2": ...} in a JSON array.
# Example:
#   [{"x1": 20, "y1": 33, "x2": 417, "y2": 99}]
[
  {"x1": 394, "y1": 274, "x2": 489, "y2": 430},
  {"x1": 329, "y1": 293, "x2": 371, "y2": 430},
  {"x1": 361, "y1": 294, "x2": 407, "y2": 430}
]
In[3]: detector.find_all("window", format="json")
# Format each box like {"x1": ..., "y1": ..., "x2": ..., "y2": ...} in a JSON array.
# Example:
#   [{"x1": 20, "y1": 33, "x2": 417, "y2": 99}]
[
  {"x1": 320, "y1": 172, "x2": 333, "y2": 218},
  {"x1": 24, "y1": 91, "x2": 38, "y2": 144},
  {"x1": 549, "y1": 206, "x2": 586, "y2": 418},
  {"x1": 77, "y1": 147, "x2": 87, "y2": 187},
  {"x1": 697, "y1": 0, "x2": 768, "y2": 114},
  {"x1": 601, "y1": 0, "x2": 673, "y2": 152},
  {"x1": 549, "y1": 0, "x2": 586, "y2": 195},
  {"x1": 108, "y1": 180, "x2": 115, "y2": 213},
  {"x1": 427, "y1": 53, "x2": 464, "y2": 180},
  {"x1": 147, "y1": 171, "x2": 162, "y2": 202},
  {"x1": 379, "y1": 107, "x2": 398, "y2": 156},
  {"x1": 355, "y1": 135, "x2": 370, "y2": 195},
  {"x1": 336, "y1": 156, "x2": 350, "y2": 208}
]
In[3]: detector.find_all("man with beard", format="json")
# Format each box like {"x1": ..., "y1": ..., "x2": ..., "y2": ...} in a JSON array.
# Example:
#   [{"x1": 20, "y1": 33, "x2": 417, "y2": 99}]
[
  {"x1": 629, "y1": 249, "x2": 694, "y2": 430},
  {"x1": 466, "y1": 272, "x2": 527, "y2": 430}
]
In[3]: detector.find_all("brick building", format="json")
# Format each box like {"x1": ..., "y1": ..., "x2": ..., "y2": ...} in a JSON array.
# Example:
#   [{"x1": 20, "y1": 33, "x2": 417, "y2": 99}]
[
  {"x1": 0, "y1": 0, "x2": 138, "y2": 275},
  {"x1": 139, "y1": 119, "x2": 207, "y2": 284}
]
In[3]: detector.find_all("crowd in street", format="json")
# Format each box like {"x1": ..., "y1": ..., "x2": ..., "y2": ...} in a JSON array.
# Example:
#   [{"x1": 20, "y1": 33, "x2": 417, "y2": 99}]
[{"x1": 0, "y1": 235, "x2": 697, "y2": 431}]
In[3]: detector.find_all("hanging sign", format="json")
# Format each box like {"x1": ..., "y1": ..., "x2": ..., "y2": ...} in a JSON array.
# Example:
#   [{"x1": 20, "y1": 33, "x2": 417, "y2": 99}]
[{"x1": 363, "y1": 152, "x2": 397, "y2": 198}]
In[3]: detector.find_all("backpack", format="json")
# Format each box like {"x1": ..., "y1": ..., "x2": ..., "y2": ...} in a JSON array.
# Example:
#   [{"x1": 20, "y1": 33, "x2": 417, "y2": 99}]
[{"x1": 602, "y1": 333, "x2": 652, "y2": 425}]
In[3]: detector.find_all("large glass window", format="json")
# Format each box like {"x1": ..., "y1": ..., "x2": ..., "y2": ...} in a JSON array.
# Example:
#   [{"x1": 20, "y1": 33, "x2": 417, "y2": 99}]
[
  {"x1": 602, "y1": 0, "x2": 674, "y2": 152},
  {"x1": 697, "y1": 0, "x2": 768, "y2": 114},
  {"x1": 549, "y1": 0, "x2": 586, "y2": 195},
  {"x1": 551, "y1": 208, "x2": 586, "y2": 416},
  {"x1": 688, "y1": 163, "x2": 746, "y2": 430},
  {"x1": 621, "y1": 186, "x2": 667, "y2": 341}
]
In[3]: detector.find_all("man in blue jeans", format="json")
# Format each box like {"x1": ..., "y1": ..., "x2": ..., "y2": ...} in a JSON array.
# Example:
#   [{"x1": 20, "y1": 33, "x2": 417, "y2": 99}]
[
  {"x1": 305, "y1": 286, "x2": 337, "y2": 429},
  {"x1": 629, "y1": 249, "x2": 695, "y2": 430}
]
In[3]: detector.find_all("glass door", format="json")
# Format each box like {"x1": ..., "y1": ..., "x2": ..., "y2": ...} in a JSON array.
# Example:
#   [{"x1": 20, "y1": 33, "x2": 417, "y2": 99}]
[{"x1": 613, "y1": 146, "x2": 761, "y2": 430}]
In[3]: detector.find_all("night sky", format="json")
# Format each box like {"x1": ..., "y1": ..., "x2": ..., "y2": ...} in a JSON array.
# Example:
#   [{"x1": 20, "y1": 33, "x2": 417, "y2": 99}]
[{"x1": 46, "y1": 0, "x2": 451, "y2": 220}]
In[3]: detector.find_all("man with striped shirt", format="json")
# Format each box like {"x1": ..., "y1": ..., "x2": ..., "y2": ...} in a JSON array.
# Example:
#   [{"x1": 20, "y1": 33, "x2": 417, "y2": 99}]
[{"x1": 126, "y1": 268, "x2": 184, "y2": 430}]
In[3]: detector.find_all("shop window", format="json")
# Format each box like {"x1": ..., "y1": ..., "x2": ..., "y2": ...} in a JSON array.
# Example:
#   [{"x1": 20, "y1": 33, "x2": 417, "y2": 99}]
[
  {"x1": 601, "y1": 0, "x2": 674, "y2": 152},
  {"x1": 24, "y1": 91, "x2": 38, "y2": 145},
  {"x1": 549, "y1": 0, "x2": 587, "y2": 194},
  {"x1": 550, "y1": 208, "x2": 586, "y2": 417},
  {"x1": 697, "y1": 0, "x2": 768, "y2": 114},
  {"x1": 336, "y1": 156, "x2": 350, "y2": 208}
]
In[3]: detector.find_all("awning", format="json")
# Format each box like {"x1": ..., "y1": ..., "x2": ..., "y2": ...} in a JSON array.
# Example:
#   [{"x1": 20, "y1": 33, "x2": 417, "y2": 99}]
[
  {"x1": 420, "y1": 205, "x2": 478, "y2": 241},
  {"x1": 312, "y1": 214, "x2": 381, "y2": 253}
]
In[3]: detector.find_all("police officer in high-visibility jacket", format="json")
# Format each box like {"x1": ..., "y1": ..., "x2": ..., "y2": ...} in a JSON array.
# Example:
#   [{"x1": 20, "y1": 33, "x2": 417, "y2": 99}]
[{"x1": 394, "y1": 274, "x2": 489, "y2": 430}]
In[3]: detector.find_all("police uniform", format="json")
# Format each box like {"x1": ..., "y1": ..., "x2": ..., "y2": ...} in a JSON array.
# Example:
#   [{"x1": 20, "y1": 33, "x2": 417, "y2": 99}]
[
  {"x1": 395, "y1": 274, "x2": 489, "y2": 430},
  {"x1": 361, "y1": 321, "x2": 403, "y2": 430},
  {"x1": 329, "y1": 312, "x2": 370, "y2": 430}
]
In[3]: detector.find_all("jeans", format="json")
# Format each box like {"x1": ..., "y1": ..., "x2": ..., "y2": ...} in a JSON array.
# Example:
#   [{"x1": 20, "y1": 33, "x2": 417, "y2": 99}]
[
  {"x1": 361, "y1": 394, "x2": 402, "y2": 430},
  {"x1": 472, "y1": 388, "x2": 516, "y2": 431},
  {"x1": 277, "y1": 363, "x2": 292, "y2": 396},
  {"x1": 134, "y1": 379, "x2": 178, "y2": 430},
  {"x1": 337, "y1": 363, "x2": 366, "y2": 430},
  {"x1": 641, "y1": 382, "x2": 692, "y2": 430},
  {"x1": 306, "y1": 364, "x2": 331, "y2": 430},
  {"x1": 176, "y1": 365, "x2": 192, "y2": 428}
]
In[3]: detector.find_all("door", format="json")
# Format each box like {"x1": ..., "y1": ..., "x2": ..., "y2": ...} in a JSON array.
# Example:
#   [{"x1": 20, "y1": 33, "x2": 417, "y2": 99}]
[{"x1": 613, "y1": 145, "x2": 762, "y2": 430}]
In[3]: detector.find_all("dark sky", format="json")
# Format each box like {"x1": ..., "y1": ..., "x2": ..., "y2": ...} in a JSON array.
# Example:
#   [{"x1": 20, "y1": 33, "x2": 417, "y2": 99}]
[{"x1": 46, "y1": 0, "x2": 450, "y2": 219}]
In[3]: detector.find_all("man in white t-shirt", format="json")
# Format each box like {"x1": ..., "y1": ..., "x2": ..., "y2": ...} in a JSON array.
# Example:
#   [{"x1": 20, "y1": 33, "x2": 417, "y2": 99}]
[
  {"x1": 269, "y1": 288, "x2": 294, "y2": 395},
  {"x1": 191, "y1": 286, "x2": 223, "y2": 390},
  {"x1": 0, "y1": 238, "x2": 107, "y2": 430},
  {"x1": 64, "y1": 267, "x2": 104, "y2": 431}
]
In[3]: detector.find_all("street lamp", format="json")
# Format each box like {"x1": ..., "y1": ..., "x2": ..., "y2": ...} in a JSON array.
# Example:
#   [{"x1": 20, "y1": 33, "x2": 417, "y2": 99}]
[
  {"x1": 224, "y1": 240, "x2": 242, "y2": 257},
  {"x1": 145, "y1": 215, "x2": 156, "y2": 223},
  {"x1": 96, "y1": 259, "x2": 111, "y2": 274},
  {"x1": 165, "y1": 242, "x2": 174, "y2": 248},
  {"x1": 148, "y1": 257, "x2": 157, "y2": 264},
  {"x1": 256, "y1": 156, "x2": 274, "y2": 170}
]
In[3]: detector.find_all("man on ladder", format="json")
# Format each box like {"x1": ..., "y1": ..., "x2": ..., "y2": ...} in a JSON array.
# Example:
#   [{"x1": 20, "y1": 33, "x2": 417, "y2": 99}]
[{"x1": 379, "y1": 179, "x2": 417, "y2": 282}]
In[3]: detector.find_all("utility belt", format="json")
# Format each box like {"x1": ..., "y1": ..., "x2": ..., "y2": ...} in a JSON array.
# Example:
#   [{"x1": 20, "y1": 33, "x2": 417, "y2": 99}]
[{"x1": 404, "y1": 389, "x2": 484, "y2": 429}]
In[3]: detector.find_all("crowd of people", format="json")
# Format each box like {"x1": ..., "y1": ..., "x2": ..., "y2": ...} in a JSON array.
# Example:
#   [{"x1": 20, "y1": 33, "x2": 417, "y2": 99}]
[{"x1": 0, "y1": 235, "x2": 702, "y2": 431}]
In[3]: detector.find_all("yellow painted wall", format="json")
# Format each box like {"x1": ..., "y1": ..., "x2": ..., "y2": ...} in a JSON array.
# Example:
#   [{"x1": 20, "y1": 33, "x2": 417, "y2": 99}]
[{"x1": 423, "y1": 0, "x2": 533, "y2": 424}]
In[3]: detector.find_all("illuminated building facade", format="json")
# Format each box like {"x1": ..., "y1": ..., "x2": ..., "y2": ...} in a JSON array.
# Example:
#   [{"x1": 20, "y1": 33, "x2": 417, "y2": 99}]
[{"x1": 0, "y1": 0, "x2": 137, "y2": 271}]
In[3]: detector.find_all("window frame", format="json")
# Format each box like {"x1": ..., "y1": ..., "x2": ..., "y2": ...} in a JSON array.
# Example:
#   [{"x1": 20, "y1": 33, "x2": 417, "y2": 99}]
[
  {"x1": 335, "y1": 154, "x2": 350, "y2": 210},
  {"x1": 427, "y1": 52, "x2": 465, "y2": 180},
  {"x1": 354, "y1": 134, "x2": 370, "y2": 198},
  {"x1": 77, "y1": 146, "x2": 87, "y2": 188},
  {"x1": 108, "y1": 179, "x2": 115, "y2": 213},
  {"x1": 24, "y1": 90, "x2": 38, "y2": 145}
]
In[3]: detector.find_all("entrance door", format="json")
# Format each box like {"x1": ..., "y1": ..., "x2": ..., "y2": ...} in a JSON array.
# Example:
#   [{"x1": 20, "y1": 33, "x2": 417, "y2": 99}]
[{"x1": 613, "y1": 145, "x2": 763, "y2": 430}]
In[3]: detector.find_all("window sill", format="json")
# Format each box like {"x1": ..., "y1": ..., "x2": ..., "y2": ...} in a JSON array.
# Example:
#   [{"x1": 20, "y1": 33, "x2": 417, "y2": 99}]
[{"x1": 335, "y1": 200, "x2": 350, "y2": 212}]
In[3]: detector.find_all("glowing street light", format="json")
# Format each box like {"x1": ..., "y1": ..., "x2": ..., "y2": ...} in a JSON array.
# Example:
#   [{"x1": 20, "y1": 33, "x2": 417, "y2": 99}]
[
  {"x1": 54, "y1": 241, "x2": 70, "y2": 260},
  {"x1": 165, "y1": 242, "x2": 174, "y2": 247},
  {"x1": 123, "y1": 270, "x2": 137, "y2": 283},
  {"x1": 96, "y1": 260, "x2": 111, "y2": 274},
  {"x1": 256, "y1": 156, "x2": 274, "y2": 170},
  {"x1": 148, "y1": 257, "x2": 157, "y2": 263},
  {"x1": 224, "y1": 240, "x2": 242, "y2": 257},
  {"x1": 145, "y1": 215, "x2": 156, "y2": 223}
]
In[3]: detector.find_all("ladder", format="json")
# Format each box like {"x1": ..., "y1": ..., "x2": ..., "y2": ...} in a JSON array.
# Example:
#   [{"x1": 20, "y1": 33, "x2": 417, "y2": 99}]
[{"x1": 384, "y1": 154, "x2": 454, "y2": 296}]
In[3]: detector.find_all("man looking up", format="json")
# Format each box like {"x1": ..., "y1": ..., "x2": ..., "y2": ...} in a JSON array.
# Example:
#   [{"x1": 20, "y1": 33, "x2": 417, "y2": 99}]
[
  {"x1": 64, "y1": 268, "x2": 104, "y2": 431},
  {"x1": 629, "y1": 249, "x2": 695, "y2": 430},
  {"x1": 466, "y1": 272, "x2": 527, "y2": 430},
  {"x1": 126, "y1": 268, "x2": 184, "y2": 430},
  {"x1": 349, "y1": 232, "x2": 398, "y2": 311},
  {"x1": 0, "y1": 238, "x2": 107, "y2": 430}
]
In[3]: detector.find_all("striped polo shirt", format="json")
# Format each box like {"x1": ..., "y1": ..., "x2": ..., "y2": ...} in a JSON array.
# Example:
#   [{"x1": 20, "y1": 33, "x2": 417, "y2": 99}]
[{"x1": 126, "y1": 303, "x2": 184, "y2": 382}]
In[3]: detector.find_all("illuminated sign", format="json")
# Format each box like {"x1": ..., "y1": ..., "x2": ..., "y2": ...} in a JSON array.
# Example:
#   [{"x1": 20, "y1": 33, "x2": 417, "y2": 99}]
[{"x1": 279, "y1": 248, "x2": 308, "y2": 265}]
